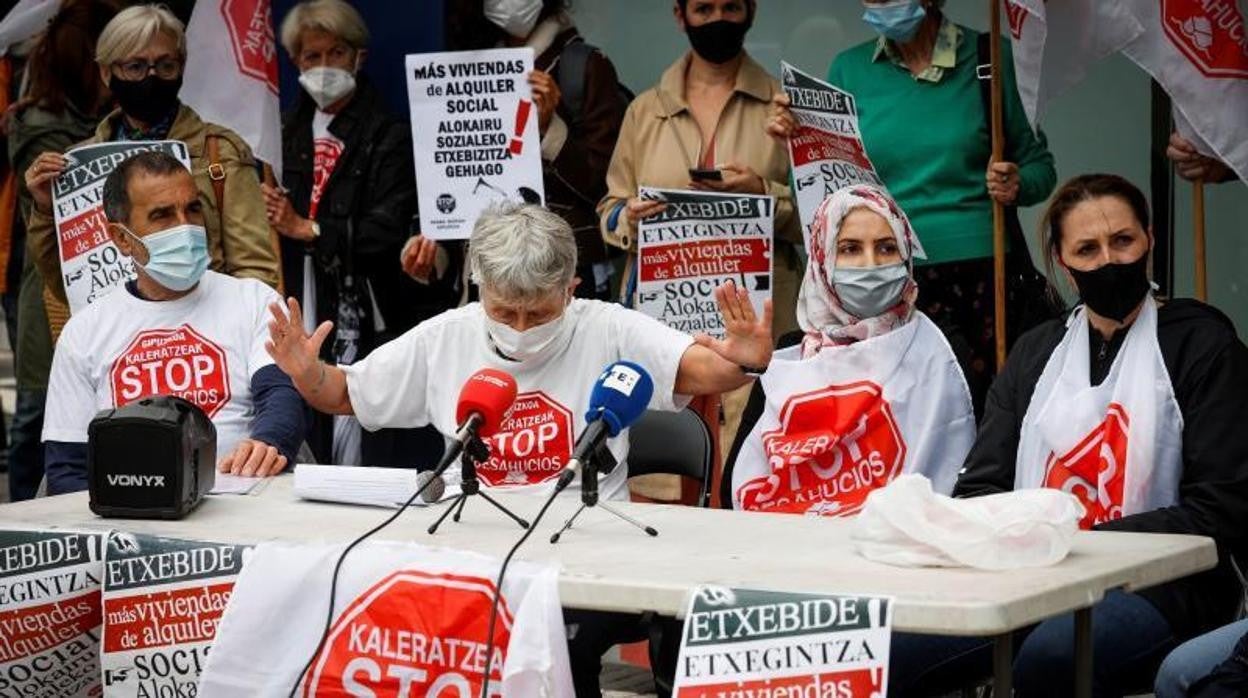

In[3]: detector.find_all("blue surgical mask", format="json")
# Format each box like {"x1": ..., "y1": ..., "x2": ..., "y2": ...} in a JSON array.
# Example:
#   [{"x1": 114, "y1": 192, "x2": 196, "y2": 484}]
[
  {"x1": 863, "y1": 0, "x2": 927, "y2": 43},
  {"x1": 125, "y1": 223, "x2": 209, "y2": 292}
]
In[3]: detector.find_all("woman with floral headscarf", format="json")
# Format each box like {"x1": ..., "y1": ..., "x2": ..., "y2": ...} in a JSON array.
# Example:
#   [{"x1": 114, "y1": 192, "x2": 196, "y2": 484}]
[{"x1": 723, "y1": 184, "x2": 975, "y2": 516}]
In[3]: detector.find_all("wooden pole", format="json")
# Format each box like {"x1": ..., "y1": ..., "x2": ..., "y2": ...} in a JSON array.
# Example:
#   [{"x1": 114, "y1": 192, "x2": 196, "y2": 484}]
[
  {"x1": 1193, "y1": 179, "x2": 1207, "y2": 301},
  {"x1": 989, "y1": 0, "x2": 1008, "y2": 371},
  {"x1": 262, "y1": 162, "x2": 286, "y2": 296}
]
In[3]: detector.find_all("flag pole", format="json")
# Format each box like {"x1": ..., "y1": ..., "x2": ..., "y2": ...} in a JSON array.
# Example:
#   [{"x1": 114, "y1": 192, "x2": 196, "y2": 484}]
[
  {"x1": 989, "y1": 0, "x2": 1008, "y2": 370},
  {"x1": 1193, "y1": 179, "x2": 1207, "y2": 301}
]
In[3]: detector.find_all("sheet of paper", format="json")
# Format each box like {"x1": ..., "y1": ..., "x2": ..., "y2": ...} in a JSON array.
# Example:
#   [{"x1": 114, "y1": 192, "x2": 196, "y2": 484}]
[
  {"x1": 293, "y1": 464, "x2": 459, "y2": 509},
  {"x1": 209, "y1": 472, "x2": 269, "y2": 495}
]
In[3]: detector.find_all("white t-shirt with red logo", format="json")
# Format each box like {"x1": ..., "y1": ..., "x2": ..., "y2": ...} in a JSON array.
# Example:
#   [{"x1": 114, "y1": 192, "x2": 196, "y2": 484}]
[
  {"x1": 43, "y1": 270, "x2": 281, "y2": 459},
  {"x1": 309, "y1": 110, "x2": 344, "y2": 219},
  {"x1": 342, "y1": 299, "x2": 694, "y2": 501}
]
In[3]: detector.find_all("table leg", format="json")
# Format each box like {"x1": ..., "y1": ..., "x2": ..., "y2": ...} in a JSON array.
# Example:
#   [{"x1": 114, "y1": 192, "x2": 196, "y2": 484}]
[
  {"x1": 993, "y1": 632, "x2": 1012, "y2": 696},
  {"x1": 1074, "y1": 607, "x2": 1093, "y2": 698}
]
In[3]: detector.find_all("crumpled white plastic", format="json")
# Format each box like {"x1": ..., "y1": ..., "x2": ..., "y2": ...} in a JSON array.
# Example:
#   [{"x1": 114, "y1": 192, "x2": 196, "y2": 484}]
[{"x1": 851, "y1": 474, "x2": 1085, "y2": 570}]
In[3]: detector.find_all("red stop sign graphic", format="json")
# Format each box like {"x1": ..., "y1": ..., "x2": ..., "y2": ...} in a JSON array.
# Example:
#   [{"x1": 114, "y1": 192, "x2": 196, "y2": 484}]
[
  {"x1": 109, "y1": 325, "x2": 231, "y2": 418},
  {"x1": 1043, "y1": 403, "x2": 1130, "y2": 529},
  {"x1": 301, "y1": 570, "x2": 513, "y2": 698},
  {"x1": 1162, "y1": 0, "x2": 1248, "y2": 79},
  {"x1": 743, "y1": 381, "x2": 907, "y2": 516},
  {"x1": 1005, "y1": 0, "x2": 1033, "y2": 40},
  {"x1": 480, "y1": 391, "x2": 574, "y2": 487},
  {"x1": 220, "y1": 0, "x2": 279, "y2": 93}
]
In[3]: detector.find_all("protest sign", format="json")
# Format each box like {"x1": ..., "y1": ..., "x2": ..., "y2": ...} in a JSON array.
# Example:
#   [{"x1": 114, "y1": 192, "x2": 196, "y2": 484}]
[
  {"x1": 100, "y1": 533, "x2": 250, "y2": 698},
  {"x1": 673, "y1": 586, "x2": 892, "y2": 698},
  {"x1": 780, "y1": 62, "x2": 883, "y2": 251},
  {"x1": 637, "y1": 188, "x2": 773, "y2": 337},
  {"x1": 0, "y1": 529, "x2": 104, "y2": 698},
  {"x1": 407, "y1": 48, "x2": 545, "y2": 241},
  {"x1": 51, "y1": 141, "x2": 192, "y2": 313}
]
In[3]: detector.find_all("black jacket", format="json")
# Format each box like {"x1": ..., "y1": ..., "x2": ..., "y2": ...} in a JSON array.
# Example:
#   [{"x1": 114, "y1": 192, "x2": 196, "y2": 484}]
[
  {"x1": 279, "y1": 79, "x2": 457, "y2": 356},
  {"x1": 957, "y1": 299, "x2": 1248, "y2": 640}
]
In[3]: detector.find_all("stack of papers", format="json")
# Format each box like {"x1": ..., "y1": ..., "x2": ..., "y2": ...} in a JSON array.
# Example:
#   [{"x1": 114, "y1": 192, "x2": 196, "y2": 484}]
[
  {"x1": 210, "y1": 472, "x2": 269, "y2": 495},
  {"x1": 293, "y1": 464, "x2": 458, "y2": 509}
]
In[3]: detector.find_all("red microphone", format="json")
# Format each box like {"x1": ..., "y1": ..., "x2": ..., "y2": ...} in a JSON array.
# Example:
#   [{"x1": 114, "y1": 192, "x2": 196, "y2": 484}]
[{"x1": 454, "y1": 368, "x2": 518, "y2": 439}]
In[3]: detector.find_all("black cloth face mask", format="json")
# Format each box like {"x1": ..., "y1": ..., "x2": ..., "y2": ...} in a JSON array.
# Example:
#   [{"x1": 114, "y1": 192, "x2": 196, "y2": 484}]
[
  {"x1": 1067, "y1": 254, "x2": 1151, "y2": 322},
  {"x1": 686, "y1": 19, "x2": 750, "y2": 64},
  {"x1": 110, "y1": 74, "x2": 182, "y2": 125}
]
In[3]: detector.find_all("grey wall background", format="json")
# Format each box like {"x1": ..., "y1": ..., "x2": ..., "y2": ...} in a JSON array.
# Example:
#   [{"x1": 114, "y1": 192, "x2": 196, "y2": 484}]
[{"x1": 568, "y1": 0, "x2": 1248, "y2": 332}]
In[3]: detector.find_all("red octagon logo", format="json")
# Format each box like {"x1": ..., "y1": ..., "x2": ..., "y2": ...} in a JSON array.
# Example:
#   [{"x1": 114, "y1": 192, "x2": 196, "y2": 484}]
[
  {"x1": 1005, "y1": 0, "x2": 1034, "y2": 41},
  {"x1": 220, "y1": 0, "x2": 279, "y2": 94},
  {"x1": 480, "y1": 391, "x2": 574, "y2": 488},
  {"x1": 1162, "y1": 0, "x2": 1248, "y2": 79},
  {"x1": 109, "y1": 325, "x2": 231, "y2": 419},
  {"x1": 742, "y1": 381, "x2": 907, "y2": 516},
  {"x1": 1044, "y1": 403, "x2": 1130, "y2": 530},
  {"x1": 301, "y1": 570, "x2": 513, "y2": 697}
]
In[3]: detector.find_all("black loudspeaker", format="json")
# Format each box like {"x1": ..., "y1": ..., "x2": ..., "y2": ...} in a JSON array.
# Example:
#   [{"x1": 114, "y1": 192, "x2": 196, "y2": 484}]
[{"x1": 87, "y1": 395, "x2": 217, "y2": 519}]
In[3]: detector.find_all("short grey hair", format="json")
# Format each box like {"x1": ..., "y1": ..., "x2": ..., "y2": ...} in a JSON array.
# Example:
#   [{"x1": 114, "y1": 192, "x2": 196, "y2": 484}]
[
  {"x1": 95, "y1": 5, "x2": 185, "y2": 66},
  {"x1": 469, "y1": 203, "x2": 578, "y2": 302},
  {"x1": 280, "y1": 0, "x2": 369, "y2": 57},
  {"x1": 102, "y1": 151, "x2": 189, "y2": 224}
]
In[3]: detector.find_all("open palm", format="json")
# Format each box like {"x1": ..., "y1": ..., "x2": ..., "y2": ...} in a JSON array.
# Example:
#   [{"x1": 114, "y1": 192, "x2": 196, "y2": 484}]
[
  {"x1": 265, "y1": 298, "x2": 333, "y2": 384},
  {"x1": 694, "y1": 280, "x2": 773, "y2": 368}
]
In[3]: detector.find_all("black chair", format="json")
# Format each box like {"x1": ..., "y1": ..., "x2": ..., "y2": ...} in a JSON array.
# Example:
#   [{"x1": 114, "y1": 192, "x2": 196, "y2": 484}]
[{"x1": 626, "y1": 407, "x2": 714, "y2": 508}]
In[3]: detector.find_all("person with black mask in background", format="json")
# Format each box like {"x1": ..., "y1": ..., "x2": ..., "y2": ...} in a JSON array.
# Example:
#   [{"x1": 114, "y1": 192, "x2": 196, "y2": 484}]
[
  {"x1": 889, "y1": 174, "x2": 1248, "y2": 696},
  {"x1": 22, "y1": 4, "x2": 281, "y2": 346}
]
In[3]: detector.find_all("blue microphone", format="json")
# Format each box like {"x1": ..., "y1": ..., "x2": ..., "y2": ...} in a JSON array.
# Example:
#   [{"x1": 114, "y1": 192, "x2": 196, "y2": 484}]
[{"x1": 555, "y1": 361, "x2": 654, "y2": 497}]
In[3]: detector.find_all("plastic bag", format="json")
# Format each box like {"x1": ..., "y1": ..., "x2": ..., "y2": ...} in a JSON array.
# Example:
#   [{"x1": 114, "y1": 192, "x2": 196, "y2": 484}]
[{"x1": 851, "y1": 474, "x2": 1085, "y2": 570}]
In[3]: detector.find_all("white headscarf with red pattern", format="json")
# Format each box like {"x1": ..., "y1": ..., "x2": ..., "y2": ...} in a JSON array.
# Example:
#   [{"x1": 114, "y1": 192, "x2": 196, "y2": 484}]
[{"x1": 798, "y1": 185, "x2": 926, "y2": 358}]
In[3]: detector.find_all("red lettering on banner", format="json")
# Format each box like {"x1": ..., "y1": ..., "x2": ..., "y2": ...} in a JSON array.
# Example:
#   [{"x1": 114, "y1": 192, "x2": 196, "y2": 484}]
[
  {"x1": 789, "y1": 129, "x2": 872, "y2": 170},
  {"x1": 0, "y1": 592, "x2": 101, "y2": 663},
  {"x1": 1043, "y1": 403, "x2": 1130, "y2": 529},
  {"x1": 102, "y1": 582, "x2": 234, "y2": 652},
  {"x1": 109, "y1": 325, "x2": 232, "y2": 418},
  {"x1": 300, "y1": 571, "x2": 513, "y2": 698},
  {"x1": 740, "y1": 381, "x2": 907, "y2": 517},
  {"x1": 481, "y1": 391, "x2": 573, "y2": 487},
  {"x1": 220, "y1": 0, "x2": 279, "y2": 93},
  {"x1": 56, "y1": 208, "x2": 112, "y2": 261},
  {"x1": 1163, "y1": 0, "x2": 1248, "y2": 78},
  {"x1": 639, "y1": 238, "x2": 770, "y2": 283}
]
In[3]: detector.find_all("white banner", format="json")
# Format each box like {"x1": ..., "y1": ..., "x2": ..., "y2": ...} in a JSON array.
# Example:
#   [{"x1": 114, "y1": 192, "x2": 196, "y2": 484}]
[
  {"x1": 0, "y1": 0, "x2": 58, "y2": 55},
  {"x1": 636, "y1": 188, "x2": 773, "y2": 337},
  {"x1": 780, "y1": 62, "x2": 883, "y2": 253},
  {"x1": 406, "y1": 48, "x2": 545, "y2": 240},
  {"x1": 673, "y1": 586, "x2": 893, "y2": 698},
  {"x1": 51, "y1": 141, "x2": 191, "y2": 313},
  {"x1": 181, "y1": 0, "x2": 283, "y2": 178}
]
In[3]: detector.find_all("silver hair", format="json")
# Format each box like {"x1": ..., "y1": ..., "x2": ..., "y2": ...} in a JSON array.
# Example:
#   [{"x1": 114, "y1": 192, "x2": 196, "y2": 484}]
[
  {"x1": 96, "y1": 5, "x2": 185, "y2": 66},
  {"x1": 279, "y1": 0, "x2": 370, "y2": 58},
  {"x1": 469, "y1": 203, "x2": 578, "y2": 302}
]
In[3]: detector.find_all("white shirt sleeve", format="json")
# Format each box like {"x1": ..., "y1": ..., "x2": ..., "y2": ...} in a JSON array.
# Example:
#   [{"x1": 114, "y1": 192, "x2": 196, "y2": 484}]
[
  {"x1": 609, "y1": 305, "x2": 695, "y2": 412},
  {"x1": 340, "y1": 324, "x2": 432, "y2": 431},
  {"x1": 42, "y1": 320, "x2": 100, "y2": 444},
  {"x1": 246, "y1": 281, "x2": 282, "y2": 377}
]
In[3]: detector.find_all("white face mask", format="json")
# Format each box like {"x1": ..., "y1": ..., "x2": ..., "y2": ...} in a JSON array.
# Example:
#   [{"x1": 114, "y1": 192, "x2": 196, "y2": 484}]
[
  {"x1": 298, "y1": 66, "x2": 356, "y2": 110},
  {"x1": 483, "y1": 0, "x2": 543, "y2": 38},
  {"x1": 485, "y1": 310, "x2": 569, "y2": 363}
]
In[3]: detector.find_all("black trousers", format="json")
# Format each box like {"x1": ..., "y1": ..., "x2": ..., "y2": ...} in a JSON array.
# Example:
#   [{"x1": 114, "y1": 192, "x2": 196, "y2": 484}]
[{"x1": 563, "y1": 609, "x2": 682, "y2": 697}]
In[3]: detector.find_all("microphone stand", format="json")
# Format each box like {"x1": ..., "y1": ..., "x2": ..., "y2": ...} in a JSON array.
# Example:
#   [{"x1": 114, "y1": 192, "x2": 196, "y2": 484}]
[
  {"x1": 428, "y1": 435, "x2": 529, "y2": 534},
  {"x1": 549, "y1": 445, "x2": 658, "y2": 544}
]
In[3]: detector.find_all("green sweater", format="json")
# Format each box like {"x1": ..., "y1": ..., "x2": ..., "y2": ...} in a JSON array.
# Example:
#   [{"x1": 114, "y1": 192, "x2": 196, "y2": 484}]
[{"x1": 829, "y1": 25, "x2": 1056, "y2": 264}]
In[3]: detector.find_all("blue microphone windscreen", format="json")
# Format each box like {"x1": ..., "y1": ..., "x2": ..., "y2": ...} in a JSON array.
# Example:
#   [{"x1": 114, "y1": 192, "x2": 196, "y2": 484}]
[{"x1": 586, "y1": 361, "x2": 654, "y2": 437}]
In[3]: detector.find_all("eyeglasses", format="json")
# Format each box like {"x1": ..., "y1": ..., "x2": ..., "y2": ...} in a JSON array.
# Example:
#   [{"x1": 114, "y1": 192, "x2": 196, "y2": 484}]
[{"x1": 112, "y1": 57, "x2": 182, "y2": 82}]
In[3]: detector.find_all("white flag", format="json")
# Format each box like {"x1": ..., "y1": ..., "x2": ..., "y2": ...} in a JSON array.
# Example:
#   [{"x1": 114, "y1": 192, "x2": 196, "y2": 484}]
[
  {"x1": 1005, "y1": 0, "x2": 1145, "y2": 128},
  {"x1": 1121, "y1": 0, "x2": 1248, "y2": 184},
  {"x1": 180, "y1": 0, "x2": 283, "y2": 179},
  {"x1": 0, "y1": 0, "x2": 59, "y2": 55}
]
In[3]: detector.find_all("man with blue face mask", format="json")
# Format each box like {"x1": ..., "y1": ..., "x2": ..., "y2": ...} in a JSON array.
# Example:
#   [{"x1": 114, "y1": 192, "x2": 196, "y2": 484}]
[{"x1": 41, "y1": 151, "x2": 306, "y2": 494}]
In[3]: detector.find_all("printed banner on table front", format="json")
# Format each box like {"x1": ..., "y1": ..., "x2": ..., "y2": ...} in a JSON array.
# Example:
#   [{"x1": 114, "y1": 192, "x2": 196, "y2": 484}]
[
  {"x1": 52, "y1": 141, "x2": 192, "y2": 313},
  {"x1": 100, "y1": 532, "x2": 251, "y2": 698},
  {"x1": 636, "y1": 188, "x2": 773, "y2": 338},
  {"x1": 673, "y1": 586, "x2": 892, "y2": 698},
  {"x1": 407, "y1": 47, "x2": 545, "y2": 240},
  {"x1": 0, "y1": 529, "x2": 105, "y2": 698},
  {"x1": 780, "y1": 62, "x2": 884, "y2": 252}
]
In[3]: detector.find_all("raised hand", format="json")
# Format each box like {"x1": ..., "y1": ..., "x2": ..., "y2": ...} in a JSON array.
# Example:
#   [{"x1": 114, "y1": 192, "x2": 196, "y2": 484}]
[
  {"x1": 265, "y1": 298, "x2": 333, "y2": 389},
  {"x1": 694, "y1": 280, "x2": 774, "y2": 369}
]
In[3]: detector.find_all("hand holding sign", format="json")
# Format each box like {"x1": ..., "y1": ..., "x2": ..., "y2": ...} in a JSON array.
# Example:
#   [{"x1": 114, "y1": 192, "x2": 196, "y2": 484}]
[
  {"x1": 25, "y1": 151, "x2": 68, "y2": 214},
  {"x1": 765, "y1": 92, "x2": 797, "y2": 140},
  {"x1": 265, "y1": 298, "x2": 333, "y2": 388},
  {"x1": 528, "y1": 69, "x2": 561, "y2": 136},
  {"x1": 694, "y1": 280, "x2": 774, "y2": 370}
]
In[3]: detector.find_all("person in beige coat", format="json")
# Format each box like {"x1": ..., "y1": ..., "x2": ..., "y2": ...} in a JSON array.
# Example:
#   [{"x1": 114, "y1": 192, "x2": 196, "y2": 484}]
[{"x1": 23, "y1": 5, "x2": 281, "y2": 341}]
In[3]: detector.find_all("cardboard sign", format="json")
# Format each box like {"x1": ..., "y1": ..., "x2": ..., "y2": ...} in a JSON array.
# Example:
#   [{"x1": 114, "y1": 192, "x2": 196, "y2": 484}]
[
  {"x1": 0, "y1": 529, "x2": 104, "y2": 698},
  {"x1": 673, "y1": 586, "x2": 892, "y2": 698},
  {"x1": 100, "y1": 533, "x2": 251, "y2": 697},
  {"x1": 407, "y1": 48, "x2": 545, "y2": 240},
  {"x1": 780, "y1": 62, "x2": 884, "y2": 252},
  {"x1": 636, "y1": 189, "x2": 773, "y2": 337},
  {"x1": 52, "y1": 141, "x2": 192, "y2": 313}
]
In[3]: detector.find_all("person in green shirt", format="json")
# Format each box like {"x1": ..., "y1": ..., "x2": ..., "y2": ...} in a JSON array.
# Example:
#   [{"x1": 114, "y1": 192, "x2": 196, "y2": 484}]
[{"x1": 768, "y1": 0, "x2": 1057, "y2": 414}]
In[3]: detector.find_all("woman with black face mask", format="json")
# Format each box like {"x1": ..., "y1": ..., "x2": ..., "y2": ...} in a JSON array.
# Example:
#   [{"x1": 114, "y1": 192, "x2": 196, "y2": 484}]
[
  {"x1": 23, "y1": 4, "x2": 281, "y2": 340},
  {"x1": 887, "y1": 174, "x2": 1248, "y2": 696}
]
